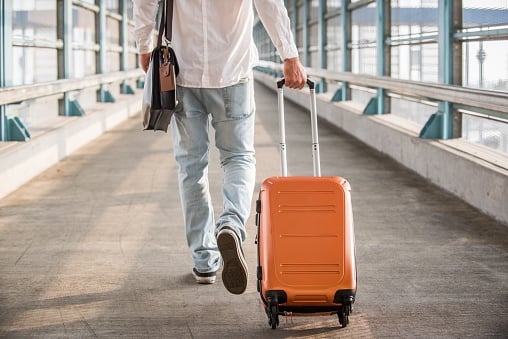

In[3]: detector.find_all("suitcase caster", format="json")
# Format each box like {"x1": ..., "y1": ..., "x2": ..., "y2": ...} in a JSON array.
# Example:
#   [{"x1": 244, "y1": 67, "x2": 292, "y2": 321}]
[
  {"x1": 337, "y1": 304, "x2": 352, "y2": 328},
  {"x1": 266, "y1": 297, "x2": 280, "y2": 329}
]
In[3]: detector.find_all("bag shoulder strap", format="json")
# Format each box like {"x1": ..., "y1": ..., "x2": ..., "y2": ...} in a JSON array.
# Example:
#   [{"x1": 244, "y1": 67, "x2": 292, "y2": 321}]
[{"x1": 157, "y1": 0, "x2": 174, "y2": 47}]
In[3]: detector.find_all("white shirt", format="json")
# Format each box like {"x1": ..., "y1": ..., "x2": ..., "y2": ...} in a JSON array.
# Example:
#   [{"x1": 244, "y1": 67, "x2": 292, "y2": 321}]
[{"x1": 132, "y1": 0, "x2": 298, "y2": 88}]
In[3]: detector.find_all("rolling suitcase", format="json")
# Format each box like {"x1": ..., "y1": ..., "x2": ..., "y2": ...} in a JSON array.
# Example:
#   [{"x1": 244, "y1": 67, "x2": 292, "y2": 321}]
[{"x1": 255, "y1": 78, "x2": 357, "y2": 329}]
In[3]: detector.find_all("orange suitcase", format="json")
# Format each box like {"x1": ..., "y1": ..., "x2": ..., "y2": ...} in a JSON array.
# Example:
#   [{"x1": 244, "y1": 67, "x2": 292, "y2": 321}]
[{"x1": 255, "y1": 79, "x2": 356, "y2": 329}]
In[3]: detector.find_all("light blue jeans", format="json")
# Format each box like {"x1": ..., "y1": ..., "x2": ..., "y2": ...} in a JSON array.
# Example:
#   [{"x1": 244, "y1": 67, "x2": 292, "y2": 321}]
[{"x1": 170, "y1": 79, "x2": 256, "y2": 274}]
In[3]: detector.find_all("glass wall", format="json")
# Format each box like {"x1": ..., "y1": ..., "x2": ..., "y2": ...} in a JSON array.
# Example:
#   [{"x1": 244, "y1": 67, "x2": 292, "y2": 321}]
[
  {"x1": 390, "y1": 0, "x2": 439, "y2": 82},
  {"x1": 72, "y1": 6, "x2": 96, "y2": 78},
  {"x1": 253, "y1": 0, "x2": 508, "y2": 153},
  {"x1": 12, "y1": 0, "x2": 58, "y2": 85},
  {"x1": 2, "y1": 0, "x2": 139, "y2": 139},
  {"x1": 462, "y1": 0, "x2": 508, "y2": 91},
  {"x1": 351, "y1": 3, "x2": 377, "y2": 76}
]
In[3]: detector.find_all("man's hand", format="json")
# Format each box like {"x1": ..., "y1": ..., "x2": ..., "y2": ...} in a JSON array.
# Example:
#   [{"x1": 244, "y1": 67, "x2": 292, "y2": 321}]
[
  {"x1": 283, "y1": 57, "x2": 306, "y2": 89},
  {"x1": 139, "y1": 52, "x2": 151, "y2": 73}
]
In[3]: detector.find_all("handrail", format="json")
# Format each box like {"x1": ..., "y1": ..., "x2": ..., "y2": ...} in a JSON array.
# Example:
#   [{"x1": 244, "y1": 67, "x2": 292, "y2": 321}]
[
  {"x1": 0, "y1": 69, "x2": 144, "y2": 106},
  {"x1": 256, "y1": 60, "x2": 508, "y2": 117}
]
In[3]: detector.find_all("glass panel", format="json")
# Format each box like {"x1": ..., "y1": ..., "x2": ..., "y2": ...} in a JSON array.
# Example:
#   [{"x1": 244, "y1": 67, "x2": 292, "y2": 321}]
[
  {"x1": 128, "y1": 54, "x2": 138, "y2": 70},
  {"x1": 351, "y1": 88, "x2": 375, "y2": 106},
  {"x1": 73, "y1": 7, "x2": 96, "y2": 45},
  {"x1": 309, "y1": 23, "x2": 319, "y2": 47},
  {"x1": 128, "y1": 24, "x2": 137, "y2": 48},
  {"x1": 296, "y1": 28, "x2": 304, "y2": 50},
  {"x1": 327, "y1": 49, "x2": 342, "y2": 72},
  {"x1": 297, "y1": 3, "x2": 305, "y2": 26},
  {"x1": 105, "y1": 0, "x2": 120, "y2": 14},
  {"x1": 352, "y1": 46, "x2": 376, "y2": 75},
  {"x1": 462, "y1": 115, "x2": 508, "y2": 153},
  {"x1": 462, "y1": 38, "x2": 508, "y2": 93},
  {"x1": 11, "y1": 1, "x2": 58, "y2": 85},
  {"x1": 463, "y1": 0, "x2": 508, "y2": 29},
  {"x1": 310, "y1": 51, "x2": 320, "y2": 67},
  {"x1": 107, "y1": 52, "x2": 121, "y2": 72},
  {"x1": 127, "y1": 1, "x2": 134, "y2": 21},
  {"x1": 390, "y1": 96, "x2": 436, "y2": 126},
  {"x1": 12, "y1": 47, "x2": 58, "y2": 86},
  {"x1": 460, "y1": 1, "x2": 508, "y2": 92},
  {"x1": 309, "y1": 0, "x2": 319, "y2": 21},
  {"x1": 12, "y1": 0, "x2": 57, "y2": 41},
  {"x1": 351, "y1": 4, "x2": 377, "y2": 75},
  {"x1": 72, "y1": 7, "x2": 96, "y2": 77},
  {"x1": 326, "y1": 15, "x2": 341, "y2": 49},
  {"x1": 421, "y1": 43, "x2": 438, "y2": 82},
  {"x1": 7, "y1": 96, "x2": 60, "y2": 132},
  {"x1": 391, "y1": 0, "x2": 438, "y2": 36},
  {"x1": 107, "y1": 17, "x2": 120, "y2": 45},
  {"x1": 390, "y1": 43, "x2": 438, "y2": 82},
  {"x1": 326, "y1": 0, "x2": 341, "y2": 12},
  {"x1": 72, "y1": 51, "x2": 97, "y2": 77}
]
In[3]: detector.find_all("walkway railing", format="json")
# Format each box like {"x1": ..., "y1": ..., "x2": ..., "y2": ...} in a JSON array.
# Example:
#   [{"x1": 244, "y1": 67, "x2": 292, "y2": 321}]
[
  {"x1": 255, "y1": 60, "x2": 508, "y2": 142},
  {"x1": 0, "y1": 69, "x2": 143, "y2": 141}
]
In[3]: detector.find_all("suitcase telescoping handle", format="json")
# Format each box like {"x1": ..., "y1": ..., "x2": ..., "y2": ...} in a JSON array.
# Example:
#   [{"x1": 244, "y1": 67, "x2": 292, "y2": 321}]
[{"x1": 276, "y1": 78, "x2": 321, "y2": 177}]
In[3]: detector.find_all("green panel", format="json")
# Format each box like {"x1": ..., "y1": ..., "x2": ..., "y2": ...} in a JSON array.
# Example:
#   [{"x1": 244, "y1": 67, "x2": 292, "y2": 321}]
[
  {"x1": 363, "y1": 97, "x2": 378, "y2": 115},
  {"x1": 419, "y1": 111, "x2": 443, "y2": 139},
  {"x1": 7, "y1": 116, "x2": 31, "y2": 141},
  {"x1": 69, "y1": 100, "x2": 86, "y2": 116},
  {"x1": 121, "y1": 83, "x2": 135, "y2": 95}
]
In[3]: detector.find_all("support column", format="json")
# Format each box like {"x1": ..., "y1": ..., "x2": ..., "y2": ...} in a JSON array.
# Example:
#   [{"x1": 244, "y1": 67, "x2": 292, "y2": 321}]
[
  {"x1": 96, "y1": 0, "x2": 114, "y2": 102},
  {"x1": 364, "y1": 0, "x2": 391, "y2": 115},
  {"x1": 303, "y1": 0, "x2": 310, "y2": 66},
  {"x1": 57, "y1": 0, "x2": 74, "y2": 116},
  {"x1": 317, "y1": 0, "x2": 327, "y2": 92},
  {"x1": 120, "y1": 0, "x2": 134, "y2": 94},
  {"x1": 333, "y1": 0, "x2": 351, "y2": 101},
  {"x1": 420, "y1": 0, "x2": 455, "y2": 139}
]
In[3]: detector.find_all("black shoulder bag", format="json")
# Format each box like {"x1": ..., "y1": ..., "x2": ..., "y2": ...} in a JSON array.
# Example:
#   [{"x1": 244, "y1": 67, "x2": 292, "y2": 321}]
[{"x1": 143, "y1": 0, "x2": 179, "y2": 132}]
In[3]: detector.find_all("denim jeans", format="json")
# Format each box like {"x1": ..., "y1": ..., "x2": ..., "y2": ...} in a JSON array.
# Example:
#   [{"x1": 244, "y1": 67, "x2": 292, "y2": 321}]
[{"x1": 170, "y1": 79, "x2": 256, "y2": 274}]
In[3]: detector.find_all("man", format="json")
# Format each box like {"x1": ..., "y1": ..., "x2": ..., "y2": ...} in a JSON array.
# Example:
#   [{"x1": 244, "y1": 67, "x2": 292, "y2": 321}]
[{"x1": 132, "y1": 0, "x2": 306, "y2": 295}]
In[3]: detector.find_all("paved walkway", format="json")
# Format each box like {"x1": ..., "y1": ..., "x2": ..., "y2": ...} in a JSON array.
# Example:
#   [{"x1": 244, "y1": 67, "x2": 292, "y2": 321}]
[{"x1": 0, "y1": 82, "x2": 507, "y2": 338}]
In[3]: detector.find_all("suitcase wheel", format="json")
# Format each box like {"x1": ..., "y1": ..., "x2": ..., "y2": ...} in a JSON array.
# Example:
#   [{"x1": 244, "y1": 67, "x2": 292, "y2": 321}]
[
  {"x1": 337, "y1": 304, "x2": 352, "y2": 328},
  {"x1": 266, "y1": 297, "x2": 280, "y2": 329},
  {"x1": 268, "y1": 305, "x2": 279, "y2": 329}
]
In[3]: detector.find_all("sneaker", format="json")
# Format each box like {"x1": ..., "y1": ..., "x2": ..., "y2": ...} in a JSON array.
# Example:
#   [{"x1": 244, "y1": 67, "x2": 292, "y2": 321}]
[
  {"x1": 217, "y1": 228, "x2": 248, "y2": 294},
  {"x1": 192, "y1": 268, "x2": 217, "y2": 284}
]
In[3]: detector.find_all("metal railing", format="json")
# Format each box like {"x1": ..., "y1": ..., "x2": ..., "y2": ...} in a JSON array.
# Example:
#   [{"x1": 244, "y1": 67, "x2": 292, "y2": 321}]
[
  {"x1": 0, "y1": 70, "x2": 142, "y2": 106},
  {"x1": 255, "y1": 60, "x2": 508, "y2": 140},
  {"x1": 0, "y1": 69, "x2": 143, "y2": 141}
]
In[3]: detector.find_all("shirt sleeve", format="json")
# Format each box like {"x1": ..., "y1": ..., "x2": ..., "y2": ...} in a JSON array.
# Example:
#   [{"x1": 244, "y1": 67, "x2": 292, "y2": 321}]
[
  {"x1": 132, "y1": 0, "x2": 159, "y2": 54},
  {"x1": 253, "y1": 0, "x2": 299, "y2": 61}
]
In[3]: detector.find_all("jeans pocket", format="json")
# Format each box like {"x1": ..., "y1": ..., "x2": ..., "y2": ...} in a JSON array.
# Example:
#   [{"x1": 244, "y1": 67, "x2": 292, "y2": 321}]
[{"x1": 222, "y1": 80, "x2": 253, "y2": 120}]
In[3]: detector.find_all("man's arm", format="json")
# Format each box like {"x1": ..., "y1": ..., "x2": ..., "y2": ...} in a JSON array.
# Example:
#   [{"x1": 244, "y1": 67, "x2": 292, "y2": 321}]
[
  {"x1": 254, "y1": 0, "x2": 306, "y2": 89},
  {"x1": 132, "y1": 0, "x2": 158, "y2": 72}
]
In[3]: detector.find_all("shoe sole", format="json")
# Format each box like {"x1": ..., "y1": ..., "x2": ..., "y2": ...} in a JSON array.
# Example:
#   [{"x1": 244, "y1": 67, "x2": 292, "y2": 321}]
[
  {"x1": 192, "y1": 273, "x2": 216, "y2": 284},
  {"x1": 217, "y1": 230, "x2": 248, "y2": 294},
  {"x1": 192, "y1": 268, "x2": 216, "y2": 284}
]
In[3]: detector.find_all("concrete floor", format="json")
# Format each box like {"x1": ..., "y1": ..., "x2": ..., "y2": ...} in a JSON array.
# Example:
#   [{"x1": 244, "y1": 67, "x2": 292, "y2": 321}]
[{"x1": 0, "y1": 82, "x2": 507, "y2": 338}]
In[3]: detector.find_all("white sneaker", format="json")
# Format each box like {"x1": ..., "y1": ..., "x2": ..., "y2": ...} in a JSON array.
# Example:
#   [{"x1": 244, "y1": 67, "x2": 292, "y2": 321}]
[{"x1": 192, "y1": 268, "x2": 217, "y2": 284}]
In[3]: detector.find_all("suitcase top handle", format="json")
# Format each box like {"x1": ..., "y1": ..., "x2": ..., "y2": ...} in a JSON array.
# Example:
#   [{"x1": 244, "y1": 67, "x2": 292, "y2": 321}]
[
  {"x1": 277, "y1": 78, "x2": 315, "y2": 90},
  {"x1": 276, "y1": 77, "x2": 321, "y2": 177}
]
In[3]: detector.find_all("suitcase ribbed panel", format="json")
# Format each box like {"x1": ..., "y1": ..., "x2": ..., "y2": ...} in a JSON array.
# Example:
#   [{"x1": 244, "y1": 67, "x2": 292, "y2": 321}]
[{"x1": 273, "y1": 186, "x2": 345, "y2": 287}]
